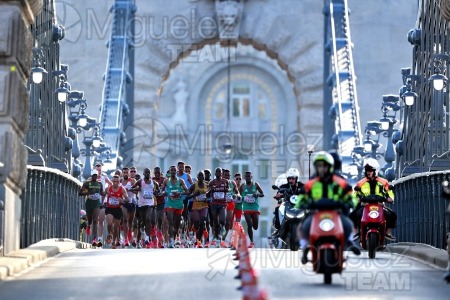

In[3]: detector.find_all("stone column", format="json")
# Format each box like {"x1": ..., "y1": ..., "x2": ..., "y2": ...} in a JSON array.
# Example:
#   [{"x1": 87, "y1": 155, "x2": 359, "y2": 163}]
[{"x1": 0, "y1": 0, "x2": 42, "y2": 256}]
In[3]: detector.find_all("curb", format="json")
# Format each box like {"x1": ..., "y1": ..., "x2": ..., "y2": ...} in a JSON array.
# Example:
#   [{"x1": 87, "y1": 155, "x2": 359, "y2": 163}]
[
  {"x1": 0, "y1": 239, "x2": 91, "y2": 281},
  {"x1": 386, "y1": 242, "x2": 448, "y2": 269}
]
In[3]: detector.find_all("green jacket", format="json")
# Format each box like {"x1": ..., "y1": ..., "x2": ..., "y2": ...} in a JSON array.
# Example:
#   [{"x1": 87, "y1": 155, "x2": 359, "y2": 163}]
[
  {"x1": 295, "y1": 174, "x2": 355, "y2": 210},
  {"x1": 354, "y1": 176, "x2": 394, "y2": 202}
]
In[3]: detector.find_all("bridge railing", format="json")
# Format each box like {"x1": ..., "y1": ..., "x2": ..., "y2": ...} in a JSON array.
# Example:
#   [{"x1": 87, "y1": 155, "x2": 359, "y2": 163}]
[
  {"x1": 20, "y1": 166, "x2": 83, "y2": 248},
  {"x1": 393, "y1": 170, "x2": 450, "y2": 249}
]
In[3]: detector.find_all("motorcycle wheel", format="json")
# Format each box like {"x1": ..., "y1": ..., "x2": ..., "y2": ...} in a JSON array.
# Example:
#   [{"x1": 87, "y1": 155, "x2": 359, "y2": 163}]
[
  {"x1": 322, "y1": 248, "x2": 334, "y2": 284},
  {"x1": 368, "y1": 232, "x2": 378, "y2": 259},
  {"x1": 289, "y1": 224, "x2": 299, "y2": 251}
]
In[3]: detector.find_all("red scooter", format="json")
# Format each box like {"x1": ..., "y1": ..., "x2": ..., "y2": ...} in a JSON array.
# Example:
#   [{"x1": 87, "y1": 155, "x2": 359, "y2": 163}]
[
  {"x1": 359, "y1": 195, "x2": 387, "y2": 259},
  {"x1": 307, "y1": 199, "x2": 346, "y2": 284}
]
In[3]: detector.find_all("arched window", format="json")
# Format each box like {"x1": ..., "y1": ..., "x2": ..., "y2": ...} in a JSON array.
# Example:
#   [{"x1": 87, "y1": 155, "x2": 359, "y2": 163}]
[{"x1": 212, "y1": 80, "x2": 269, "y2": 121}]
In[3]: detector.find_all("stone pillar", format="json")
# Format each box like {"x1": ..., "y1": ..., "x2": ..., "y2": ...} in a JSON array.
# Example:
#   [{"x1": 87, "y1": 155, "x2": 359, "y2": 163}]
[{"x1": 0, "y1": 0, "x2": 42, "y2": 256}]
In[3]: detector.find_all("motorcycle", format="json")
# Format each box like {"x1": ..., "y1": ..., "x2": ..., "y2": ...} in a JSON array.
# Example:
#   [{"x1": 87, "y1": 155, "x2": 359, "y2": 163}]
[
  {"x1": 307, "y1": 199, "x2": 346, "y2": 284},
  {"x1": 271, "y1": 185, "x2": 305, "y2": 251},
  {"x1": 358, "y1": 194, "x2": 388, "y2": 259}
]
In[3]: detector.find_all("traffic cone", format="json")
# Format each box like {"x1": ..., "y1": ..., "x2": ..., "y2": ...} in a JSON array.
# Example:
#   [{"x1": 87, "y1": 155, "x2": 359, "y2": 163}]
[
  {"x1": 229, "y1": 221, "x2": 240, "y2": 250},
  {"x1": 244, "y1": 288, "x2": 268, "y2": 300},
  {"x1": 239, "y1": 267, "x2": 258, "y2": 291}
]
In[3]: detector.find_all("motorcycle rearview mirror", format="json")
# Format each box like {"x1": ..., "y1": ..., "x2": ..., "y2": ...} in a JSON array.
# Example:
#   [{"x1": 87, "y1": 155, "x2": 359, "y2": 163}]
[
  {"x1": 389, "y1": 184, "x2": 394, "y2": 190},
  {"x1": 272, "y1": 185, "x2": 279, "y2": 190},
  {"x1": 354, "y1": 186, "x2": 361, "y2": 192},
  {"x1": 289, "y1": 195, "x2": 298, "y2": 205}
]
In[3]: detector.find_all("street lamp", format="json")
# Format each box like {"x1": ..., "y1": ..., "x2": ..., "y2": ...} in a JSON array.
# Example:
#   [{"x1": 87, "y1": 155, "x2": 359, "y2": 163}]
[
  {"x1": 53, "y1": 65, "x2": 70, "y2": 102},
  {"x1": 429, "y1": 54, "x2": 449, "y2": 91},
  {"x1": 30, "y1": 47, "x2": 47, "y2": 84},
  {"x1": 400, "y1": 68, "x2": 420, "y2": 106},
  {"x1": 79, "y1": 119, "x2": 101, "y2": 180},
  {"x1": 91, "y1": 126, "x2": 103, "y2": 149}
]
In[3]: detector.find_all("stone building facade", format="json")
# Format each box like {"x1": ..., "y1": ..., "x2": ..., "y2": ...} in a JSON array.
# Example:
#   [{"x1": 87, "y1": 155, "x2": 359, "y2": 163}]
[{"x1": 0, "y1": 0, "x2": 42, "y2": 255}]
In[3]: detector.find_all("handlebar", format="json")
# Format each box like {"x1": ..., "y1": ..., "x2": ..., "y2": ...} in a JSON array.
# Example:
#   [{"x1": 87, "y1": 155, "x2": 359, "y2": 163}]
[
  {"x1": 307, "y1": 198, "x2": 348, "y2": 211},
  {"x1": 360, "y1": 195, "x2": 387, "y2": 204}
]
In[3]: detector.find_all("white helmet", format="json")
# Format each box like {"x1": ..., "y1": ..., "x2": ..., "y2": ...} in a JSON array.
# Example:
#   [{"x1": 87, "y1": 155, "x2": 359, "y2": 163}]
[
  {"x1": 364, "y1": 158, "x2": 380, "y2": 174},
  {"x1": 286, "y1": 168, "x2": 300, "y2": 179}
]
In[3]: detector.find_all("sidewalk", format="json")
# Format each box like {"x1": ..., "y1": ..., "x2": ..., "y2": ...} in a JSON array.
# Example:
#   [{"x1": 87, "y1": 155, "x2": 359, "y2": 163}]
[
  {"x1": 386, "y1": 242, "x2": 448, "y2": 269},
  {"x1": 0, "y1": 239, "x2": 91, "y2": 281}
]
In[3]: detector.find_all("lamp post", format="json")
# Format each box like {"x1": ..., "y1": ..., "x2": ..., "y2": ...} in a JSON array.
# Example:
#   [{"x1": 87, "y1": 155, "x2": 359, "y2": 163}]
[
  {"x1": 80, "y1": 121, "x2": 102, "y2": 181},
  {"x1": 379, "y1": 95, "x2": 401, "y2": 181},
  {"x1": 66, "y1": 91, "x2": 89, "y2": 178},
  {"x1": 307, "y1": 144, "x2": 315, "y2": 178}
]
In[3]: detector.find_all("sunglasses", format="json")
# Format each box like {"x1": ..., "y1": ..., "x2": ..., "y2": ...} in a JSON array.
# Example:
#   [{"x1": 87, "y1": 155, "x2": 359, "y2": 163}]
[
  {"x1": 130, "y1": 170, "x2": 136, "y2": 173},
  {"x1": 235, "y1": 178, "x2": 242, "y2": 180}
]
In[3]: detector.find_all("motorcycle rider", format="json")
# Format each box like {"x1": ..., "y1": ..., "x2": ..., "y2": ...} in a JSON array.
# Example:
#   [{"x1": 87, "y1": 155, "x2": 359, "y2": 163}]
[
  {"x1": 295, "y1": 151, "x2": 361, "y2": 264},
  {"x1": 271, "y1": 168, "x2": 304, "y2": 238},
  {"x1": 350, "y1": 158, "x2": 396, "y2": 240}
]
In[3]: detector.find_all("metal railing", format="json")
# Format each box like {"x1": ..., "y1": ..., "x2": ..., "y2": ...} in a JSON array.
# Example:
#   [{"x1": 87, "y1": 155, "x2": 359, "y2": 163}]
[
  {"x1": 393, "y1": 171, "x2": 449, "y2": 249},
  {"x1": 20, "y1": 166, "x2": 83, "y2": 248},
  {"x1": 398, "y1": 0, "x2": 450, "y2": 176}
]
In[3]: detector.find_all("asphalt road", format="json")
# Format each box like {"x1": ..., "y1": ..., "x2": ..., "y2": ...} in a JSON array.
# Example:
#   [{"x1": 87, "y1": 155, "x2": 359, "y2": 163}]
[{"x1": 0, "y1": 248, "x2": 448, "y2": 300}]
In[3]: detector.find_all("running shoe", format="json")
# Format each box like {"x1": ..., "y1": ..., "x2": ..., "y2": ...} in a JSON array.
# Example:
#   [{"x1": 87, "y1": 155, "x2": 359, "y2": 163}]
[
  {"x1": 97, "y1": 238, "x2": 103, "y2": 247},
  {"x1": 249, "y1": 242, "x2": 255, "y2": 248},
  {"x1": 124, "y1": 239, "x2": 130, "y2": 247},
  {"x1": 204, "y1": 241, "x2": 210, "y2": 248},
  {"x1": 115, "y1": 240, "x2": 121, "y2": 247},
  {"x1": 220, "y1": 240, "x2": 227, "y2": 248},
  {"x1": 86, "y1": 226, "x2": 91, "y2": 236},
  {"x1": 210, "y1": 240, "x2": 217, "y2": 247},
  {"x1": 195, "y1": 240, "x2": 203, "y2": 248},
  {"x1": 106, "y1": 234, "x2": 112, "y2": 245},
  {"x1": 127, "y1": 230, "x2": 132, "y2": 241},
  {"x1": 132, "y1": 239, "x2": 137, "y2": 247},
  {"x1": 92, "y1": 239, "x2": 98, "y2": 247},
  {"x1": 385, "y1": 233, "x2": 396, "y2": 241}
]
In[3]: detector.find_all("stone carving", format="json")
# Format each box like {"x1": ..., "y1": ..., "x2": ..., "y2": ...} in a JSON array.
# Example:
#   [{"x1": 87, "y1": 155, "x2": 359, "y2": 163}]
[
  {"x1": 171, "y1": 79, "x2": 188, "y2": 125},
  {"x1": 215, "y1": 0, "x2": 244, "y2": 41}
]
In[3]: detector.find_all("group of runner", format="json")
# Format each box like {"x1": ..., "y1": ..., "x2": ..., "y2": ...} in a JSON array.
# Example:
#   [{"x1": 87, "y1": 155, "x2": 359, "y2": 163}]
[{"x1": 79, "y1": 161, "x2": 265, "y2": 248}]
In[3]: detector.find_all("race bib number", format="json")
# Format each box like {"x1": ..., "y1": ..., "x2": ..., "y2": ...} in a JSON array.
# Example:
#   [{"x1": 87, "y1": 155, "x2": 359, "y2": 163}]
[
  {"x1": 109, "y1": 197, "x2": 120, "y2": 206},
  {"x1": 197, "y1": 194, "x2": 207, "y2": 202},
  {"x1": 143, "y1": 190, "x2": 154, "y2": 199},
  {"x1": 170, "y1": 191, "x2": 180, "y2": 199},
  {"x1": 244, "y1": 195, "x2": 256, "y2": 203},
  {"x1": 213, "y1": 192, "x2": 225, "y2": 200},
  {"x1": 226, "y1": 194, "x2": 233, "y2": 203},
  {"x1": 88, "y1": 193, "x2": 100, "y2": 200}
]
